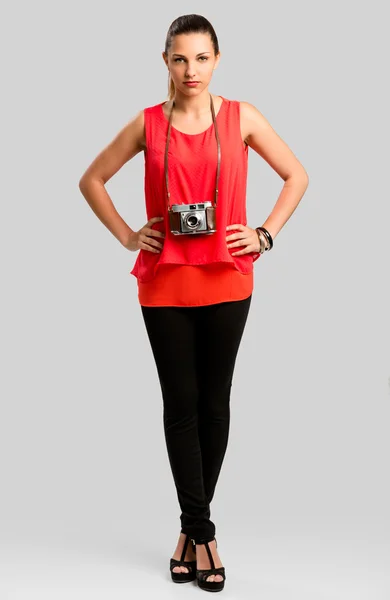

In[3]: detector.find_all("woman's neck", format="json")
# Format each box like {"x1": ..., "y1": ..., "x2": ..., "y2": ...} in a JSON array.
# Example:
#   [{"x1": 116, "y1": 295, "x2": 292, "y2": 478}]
[{"x1": 171, "y1": 89, "x2": 214, "y2": 117}]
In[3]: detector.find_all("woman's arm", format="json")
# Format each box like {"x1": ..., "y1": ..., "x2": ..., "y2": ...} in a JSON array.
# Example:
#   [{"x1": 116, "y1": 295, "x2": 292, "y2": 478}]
[
  {"x1": 78, "y1": 110, "x2": 146, "y2": 246},
  {"x1": 240, "y1": 101, "x2": 309, "y2": 240}
]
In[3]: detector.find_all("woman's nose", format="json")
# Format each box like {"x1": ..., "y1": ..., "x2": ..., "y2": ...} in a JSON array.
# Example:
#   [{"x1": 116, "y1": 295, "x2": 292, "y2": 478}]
[{"x1": 185, "y1": 63, "x2": 197, "y2": 77}]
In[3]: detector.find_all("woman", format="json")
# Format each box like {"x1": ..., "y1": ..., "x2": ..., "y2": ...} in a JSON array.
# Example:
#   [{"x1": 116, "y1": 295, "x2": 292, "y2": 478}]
[{"x1": 79, "y1": 13, "x2": 309, "y2": 593}]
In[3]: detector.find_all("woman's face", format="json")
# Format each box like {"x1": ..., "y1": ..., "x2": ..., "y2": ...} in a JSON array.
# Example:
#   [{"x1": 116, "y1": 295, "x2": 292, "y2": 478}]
[{"x1": 163, "y1": 32, "x2": 220, "y2": 95}]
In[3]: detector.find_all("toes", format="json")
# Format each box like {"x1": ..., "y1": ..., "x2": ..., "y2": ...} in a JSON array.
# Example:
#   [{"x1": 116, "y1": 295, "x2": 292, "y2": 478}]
[
  {"x1": 172, "y1": 566, "x2": 189, "y2": 573},
  {"x1": 206, "y1": 574, "x2": 223, "y2": 582}
]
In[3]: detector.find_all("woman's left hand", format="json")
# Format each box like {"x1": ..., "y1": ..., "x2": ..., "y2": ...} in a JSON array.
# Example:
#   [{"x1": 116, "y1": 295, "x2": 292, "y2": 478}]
[{"x1": 226, "y1": 224, "x2": 260, "y2": 256}]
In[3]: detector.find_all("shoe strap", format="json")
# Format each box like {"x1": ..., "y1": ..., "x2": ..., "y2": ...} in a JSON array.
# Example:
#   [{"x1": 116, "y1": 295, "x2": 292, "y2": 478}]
[
  {"x1": 204, "y1": 540, "x2": 215, "y2": 569},
  {"x1": 180, "y1": 534, "x2": 191, "y2": 562}
]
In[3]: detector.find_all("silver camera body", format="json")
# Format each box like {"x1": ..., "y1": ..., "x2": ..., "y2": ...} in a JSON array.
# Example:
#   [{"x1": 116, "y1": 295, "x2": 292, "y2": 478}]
[{"x1": 168, "y1": 201, "x2": 217, "y2": 235}]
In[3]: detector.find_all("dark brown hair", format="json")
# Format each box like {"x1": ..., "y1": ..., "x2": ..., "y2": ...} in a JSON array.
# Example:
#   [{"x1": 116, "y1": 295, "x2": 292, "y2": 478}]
[{"x1": 164, "y1": 14, "x2": 220, "y2": 100}]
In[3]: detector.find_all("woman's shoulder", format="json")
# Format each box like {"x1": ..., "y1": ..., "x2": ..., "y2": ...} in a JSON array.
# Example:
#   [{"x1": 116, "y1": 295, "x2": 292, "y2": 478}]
[
  {"x1": 222, "y1": 97, "x2": 257, "y2": 120},
  {"x1": 229, "y1": 98, "x2": 256, "y2": 113},
  {"x1": 234, "y1": 99, "x2": 264, "y2": 134},
  {"x1": 143, "y1": 98, "x2": 166, "y2": 113},
  {"x1": 235, "y1": 99, "x2": 266, "y2": 122}
]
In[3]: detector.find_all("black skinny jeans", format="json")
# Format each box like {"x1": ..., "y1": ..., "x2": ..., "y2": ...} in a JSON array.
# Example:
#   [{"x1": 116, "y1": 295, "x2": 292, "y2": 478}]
[{"x1": 141, "y1": 294, "x2": 252, "y2": 543}]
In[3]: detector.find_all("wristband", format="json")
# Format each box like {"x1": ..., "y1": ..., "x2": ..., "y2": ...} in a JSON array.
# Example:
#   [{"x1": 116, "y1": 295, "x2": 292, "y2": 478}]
[
  {"x1": 255, "y1": 227, "x2": 273, "y2": 251},
  {"x1": 255, "y1": 229, "x2": 267, "y2": 253}
]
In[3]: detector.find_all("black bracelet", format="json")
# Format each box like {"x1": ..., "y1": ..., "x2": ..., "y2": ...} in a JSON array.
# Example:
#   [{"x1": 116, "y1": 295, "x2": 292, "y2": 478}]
[{"x1": 256, "y1": 227, "x2": 273, "y2": 251}]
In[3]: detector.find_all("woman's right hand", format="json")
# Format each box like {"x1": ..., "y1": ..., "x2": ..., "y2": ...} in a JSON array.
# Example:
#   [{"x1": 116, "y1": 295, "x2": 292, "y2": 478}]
[{"x1": 124, "y1": 216, "x2": 165, "y2": 253}]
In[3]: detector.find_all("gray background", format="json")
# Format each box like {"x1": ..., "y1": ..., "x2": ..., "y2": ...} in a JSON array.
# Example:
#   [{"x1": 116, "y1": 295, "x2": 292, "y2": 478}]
[{"x1": 1, "y1": 0, "x2": 389, "y2": 598}]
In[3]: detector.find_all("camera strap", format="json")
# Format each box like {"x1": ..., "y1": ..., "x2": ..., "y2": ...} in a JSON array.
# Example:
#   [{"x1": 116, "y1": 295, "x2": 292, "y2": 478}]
[{"x1": 164, "y1": 93, "x2": 221, "y2": 210}]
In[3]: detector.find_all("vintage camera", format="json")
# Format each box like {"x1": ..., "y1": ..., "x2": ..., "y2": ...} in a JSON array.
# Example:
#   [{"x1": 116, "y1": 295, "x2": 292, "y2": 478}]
[{"x1": 168, "y1": 202, "x2": 217, "y2": 235}]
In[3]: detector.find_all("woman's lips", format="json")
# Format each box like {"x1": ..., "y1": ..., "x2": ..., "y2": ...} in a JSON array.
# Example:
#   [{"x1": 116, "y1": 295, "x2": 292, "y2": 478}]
[{"x1": 184, "y1": 82, "x2": 200, "y2": 86}]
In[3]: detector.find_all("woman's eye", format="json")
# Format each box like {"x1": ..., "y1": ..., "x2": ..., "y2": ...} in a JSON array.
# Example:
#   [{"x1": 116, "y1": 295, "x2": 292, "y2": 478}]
[{"x1": 173, "y1": 57, "x2": 208, "y2": 63}]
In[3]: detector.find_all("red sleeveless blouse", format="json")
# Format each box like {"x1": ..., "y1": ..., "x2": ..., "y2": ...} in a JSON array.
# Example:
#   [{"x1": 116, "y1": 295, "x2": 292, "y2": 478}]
[{"x1": 130, "y1": 96, "x2": 261, "y2": 306}]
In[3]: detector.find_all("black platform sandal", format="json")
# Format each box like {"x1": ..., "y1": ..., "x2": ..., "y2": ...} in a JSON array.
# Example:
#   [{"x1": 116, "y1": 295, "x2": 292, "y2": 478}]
[
  {"x1": 194, "y1": 537, "x2": 226, "y2": 592},
  {"x1": 170, "y1": 534, "x2": 197, "y2": 583}
]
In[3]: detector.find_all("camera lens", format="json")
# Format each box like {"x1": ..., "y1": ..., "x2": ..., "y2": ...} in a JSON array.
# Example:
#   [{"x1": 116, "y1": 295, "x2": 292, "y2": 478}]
[{"x1": 186, "y1": 214, "x2": 200, "y2": 228}]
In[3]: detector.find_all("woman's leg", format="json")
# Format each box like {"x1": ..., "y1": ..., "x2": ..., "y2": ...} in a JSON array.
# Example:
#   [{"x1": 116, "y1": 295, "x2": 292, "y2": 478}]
[
  {"x1": 194, "y1": 295, "x2": 252, "y2": 506},
  {"x1": 141, "y1": 304, "x2": 216, "y2": 543}
]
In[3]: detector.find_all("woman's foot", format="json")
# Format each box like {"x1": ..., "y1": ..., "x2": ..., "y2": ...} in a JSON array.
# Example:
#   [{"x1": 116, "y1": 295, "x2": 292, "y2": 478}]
[
  {"x1": 195, "y1": 538, "x2": 224, "y2": 582},
  {"x1": 171, "y1": 532, "x2": 196, "y2": 574}
]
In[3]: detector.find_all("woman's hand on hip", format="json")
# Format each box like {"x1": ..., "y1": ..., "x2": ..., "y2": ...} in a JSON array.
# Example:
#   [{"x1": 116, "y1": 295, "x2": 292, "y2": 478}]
[
  {"x1": 124, "y1": 216, "x2": 165, "y2": 253},
  {"x1": 226, "y1": 224, "x2": 260, "y2": 255}
]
